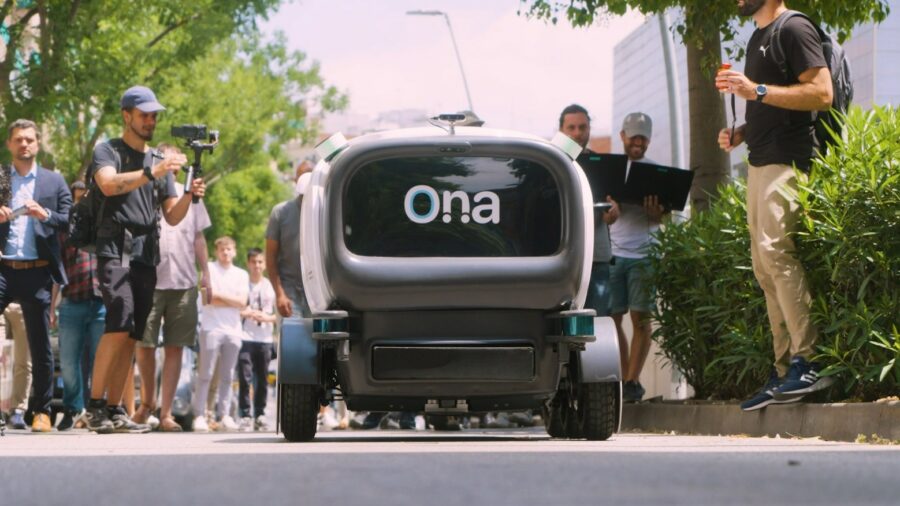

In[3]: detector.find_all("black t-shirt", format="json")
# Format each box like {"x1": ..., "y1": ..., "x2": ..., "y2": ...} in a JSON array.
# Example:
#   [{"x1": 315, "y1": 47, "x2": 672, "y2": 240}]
[
  {"x1": 744, "y1": 13, "x2": 827, "y2": 171},
  {"x1": 90, "y1": 138, "x2": 177, "y2": 266}
]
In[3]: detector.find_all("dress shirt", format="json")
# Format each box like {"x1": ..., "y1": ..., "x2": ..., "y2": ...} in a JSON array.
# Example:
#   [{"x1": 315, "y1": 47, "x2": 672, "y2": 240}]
[{"x1": 4, "y1": 165, "x2": 41, "y2": 260}]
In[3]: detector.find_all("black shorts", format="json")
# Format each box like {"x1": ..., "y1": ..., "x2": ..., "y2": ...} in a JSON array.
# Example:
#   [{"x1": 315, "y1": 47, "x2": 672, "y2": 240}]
[{"x1": 97, "y1": 257, "x2": 157, "y2": 340}]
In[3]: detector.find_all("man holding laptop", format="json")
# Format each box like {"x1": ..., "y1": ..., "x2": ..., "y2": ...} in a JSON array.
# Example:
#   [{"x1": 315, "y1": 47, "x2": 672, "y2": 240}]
[{"x1": 610, "y1": 112, "x2": 667, "y2": 403}]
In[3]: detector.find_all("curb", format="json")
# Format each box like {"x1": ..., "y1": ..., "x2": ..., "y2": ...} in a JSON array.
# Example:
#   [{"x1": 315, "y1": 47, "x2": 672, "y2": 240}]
[{"x1": 621, "y1": 400, "x2": 900, "y2": 442}]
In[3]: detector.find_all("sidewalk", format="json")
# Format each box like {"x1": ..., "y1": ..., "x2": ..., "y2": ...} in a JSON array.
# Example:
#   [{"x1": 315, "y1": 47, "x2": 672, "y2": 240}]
[{"x1": 621, "y1": 399, "x2": 900, "y2": 442}]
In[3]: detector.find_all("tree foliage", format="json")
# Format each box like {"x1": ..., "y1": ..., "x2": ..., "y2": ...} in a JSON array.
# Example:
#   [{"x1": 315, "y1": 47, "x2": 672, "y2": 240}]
[
  {"x1": 152, "y1": 32, "x2": 346, "y2": 186},
  {"x1": 520, "y1": 1, "x2": 890, "y2": 55},
  {"x1": 520, "y1": 0, "x2": 890, "y2": 210},
  {"x1": 203, "y1": 165, "x2": 291, "y2": 268},
  {"x1": 0, "y1": 0, "x2": 344, "y2": 183}
]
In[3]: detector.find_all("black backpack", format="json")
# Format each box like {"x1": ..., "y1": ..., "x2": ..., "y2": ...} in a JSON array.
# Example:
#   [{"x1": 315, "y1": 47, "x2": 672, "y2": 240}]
[
  {"x1": 771, "y1": 10, "x2": 853, "y2": 153},
  {"x1": 66, "y1": 139, "x2": 124, "y2": 252}
]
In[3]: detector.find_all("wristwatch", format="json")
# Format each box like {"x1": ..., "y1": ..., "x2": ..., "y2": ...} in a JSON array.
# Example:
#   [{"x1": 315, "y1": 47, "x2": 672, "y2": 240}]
[
  {"x1": 142, "y1": 165, "x2": 155, "y2": 181},
  {"x1": 755, "y1": 84, "x2": 768, "y2": 102}
]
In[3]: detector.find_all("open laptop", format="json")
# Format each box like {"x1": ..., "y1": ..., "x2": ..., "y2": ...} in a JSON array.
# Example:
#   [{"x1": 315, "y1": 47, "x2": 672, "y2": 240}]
[
  {"x1": 620, "y1": 161, "x2": 694, "y2": 211},
  {"x1": 576, "y1": 153, "x2": 628, "y2": 204}
]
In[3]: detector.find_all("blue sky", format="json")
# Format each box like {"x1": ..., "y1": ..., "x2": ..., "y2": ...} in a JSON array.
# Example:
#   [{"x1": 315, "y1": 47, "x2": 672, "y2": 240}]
[{"x1": 262, "y1": 0, "x2": 645, "y2": 136}]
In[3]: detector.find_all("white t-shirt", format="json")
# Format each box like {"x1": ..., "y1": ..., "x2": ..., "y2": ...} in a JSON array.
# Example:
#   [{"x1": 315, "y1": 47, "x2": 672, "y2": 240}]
[
  {"x1": 610, "y1": 158, "x2": 660, "y2": 259},
  {"x1": 242, "y1": 278, "x2": 276, "y2": 343},
  {"x1": 156, "y1": 183, "x2": 212, "y2": 289},
  {"x1": 201, "y1": 261, "x2": 249, "y2": 338}
]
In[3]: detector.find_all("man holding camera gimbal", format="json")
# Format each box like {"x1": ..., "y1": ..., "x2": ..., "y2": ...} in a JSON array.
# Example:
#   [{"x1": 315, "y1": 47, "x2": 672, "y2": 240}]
[{"x1": 85, "y1": 86, "x2": 205, "y2": 434}]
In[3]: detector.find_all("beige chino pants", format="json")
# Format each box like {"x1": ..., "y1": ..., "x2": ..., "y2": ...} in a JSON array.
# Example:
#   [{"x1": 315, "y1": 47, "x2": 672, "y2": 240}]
[
  {"x1": 747, "y1": 163, "x2": 819, "y2": 377},
  {"x1": 4, "y1": 303, "x2": 32, "y2": 412}
]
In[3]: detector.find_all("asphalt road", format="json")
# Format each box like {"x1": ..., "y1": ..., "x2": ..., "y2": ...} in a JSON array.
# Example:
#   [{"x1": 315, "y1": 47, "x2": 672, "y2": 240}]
[{"x1": 2, "y1": 428, "x2": 898, "y2": 506}]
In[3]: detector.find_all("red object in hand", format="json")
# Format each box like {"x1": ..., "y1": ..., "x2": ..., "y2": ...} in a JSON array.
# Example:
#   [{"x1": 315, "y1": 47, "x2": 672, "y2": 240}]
[{"x1": 717, "y1": 63, "x2": 732, "y2": 90}]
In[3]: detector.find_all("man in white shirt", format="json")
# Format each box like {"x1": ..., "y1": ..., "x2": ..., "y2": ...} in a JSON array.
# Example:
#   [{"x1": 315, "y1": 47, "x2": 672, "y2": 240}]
[
  {"x1": 609, "y1": 112, "x2": 667, "y2": 403},
  {"x1": 237, "y1": 247, "x2": 276, "y2": 431},
  {"x1": 134, "y1": 144, "x2": 211, "y2": 432},
  {"x1": 192, "y1": 236, "x2": 248, "y2": 431}
]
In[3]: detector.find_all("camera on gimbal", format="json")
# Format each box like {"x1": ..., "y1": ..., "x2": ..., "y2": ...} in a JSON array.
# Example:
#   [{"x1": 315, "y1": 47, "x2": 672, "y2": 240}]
[
  {"x1": 172, "y1": 124, "x2": 219, "y2": 144},
  {"x1": 171, "y1": 124, "x2": 219, "y2": 203}
]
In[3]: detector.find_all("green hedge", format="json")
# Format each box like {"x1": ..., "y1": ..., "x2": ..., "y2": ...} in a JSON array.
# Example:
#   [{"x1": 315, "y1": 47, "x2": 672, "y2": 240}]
[{"x1": 649, "y1": 106, "x2": 899, "y2": 401}]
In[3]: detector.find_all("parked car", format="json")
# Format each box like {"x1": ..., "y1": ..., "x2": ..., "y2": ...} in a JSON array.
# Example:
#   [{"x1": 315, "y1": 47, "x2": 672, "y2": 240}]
[{"x1": 278, "y1": 122, "x2": 622, "y2": 442}]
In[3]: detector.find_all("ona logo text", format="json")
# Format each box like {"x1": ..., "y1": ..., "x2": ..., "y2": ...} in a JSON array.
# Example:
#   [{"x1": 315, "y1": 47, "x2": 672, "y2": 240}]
[{"x1": 404, "y1": 185, "x2": 500, "y2": 224}]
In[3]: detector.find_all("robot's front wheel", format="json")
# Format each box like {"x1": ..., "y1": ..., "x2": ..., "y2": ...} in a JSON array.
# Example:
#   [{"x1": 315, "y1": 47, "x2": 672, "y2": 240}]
[{"x1": 280, "y1": 383, "x2": 320, "y2": 442}]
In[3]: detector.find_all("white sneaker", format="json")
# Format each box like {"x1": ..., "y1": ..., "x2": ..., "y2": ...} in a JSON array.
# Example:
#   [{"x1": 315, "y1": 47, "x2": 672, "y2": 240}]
[
  {"x1": 321, "y1": 407, "x2": 339, "y2": 431},
  {"x1": 147, "y1": 414, "x2": 160, "y2": 431},
  {"x1": 239, "y1": 417, "x2": 253, "y2": 432},
  {"x1": 192, "y1": 415, "x2": 209, "y2": 433},
  {"x1": 219, "y1": 415, "x2": 238, "y2": 431}
]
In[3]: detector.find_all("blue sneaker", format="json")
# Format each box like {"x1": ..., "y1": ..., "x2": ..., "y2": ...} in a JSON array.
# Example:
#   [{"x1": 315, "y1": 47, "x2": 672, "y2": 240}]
[
  {"x1": 740, "y1": 370, "x2": 798, "y2": 411},
  {"x1": 772, "y1": 356, "x2": 834, "y2": 401},
  {"x1": 9, "y1": 409, "x2": 27, "y2": 430}
]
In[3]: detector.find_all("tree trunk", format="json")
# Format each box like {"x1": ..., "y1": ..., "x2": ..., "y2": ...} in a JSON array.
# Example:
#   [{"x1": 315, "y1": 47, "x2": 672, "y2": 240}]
[{"x1": 686, "y1": 32, "x2": 731, "y2": 212}]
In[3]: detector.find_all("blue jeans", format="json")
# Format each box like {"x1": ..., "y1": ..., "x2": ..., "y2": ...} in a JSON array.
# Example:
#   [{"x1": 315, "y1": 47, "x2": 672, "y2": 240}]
[
  {"x1": 584, "y1": 261, "x2": 611, "y2": 317},
  {"x1": 58, "y1": 297, "x2": 106, "y2": 412}
]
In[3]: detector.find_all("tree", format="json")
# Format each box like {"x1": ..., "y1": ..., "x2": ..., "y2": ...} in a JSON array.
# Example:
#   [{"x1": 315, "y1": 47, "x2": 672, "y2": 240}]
[
  {"x1": 149, "y1": 31, "x2": 346, "y2": 256},
  {"x1": 203, "y1": 165, "x2": 290, "y2": 267},
  {"x1": 154, "y1": 32, "x2": 347, "y2": 185},
  {"x1": 521, "y1": 0, "x2": 890, "y2": 210},
  {"x1": 0, "y1": 0, "x2": 281, "y2": 176}
]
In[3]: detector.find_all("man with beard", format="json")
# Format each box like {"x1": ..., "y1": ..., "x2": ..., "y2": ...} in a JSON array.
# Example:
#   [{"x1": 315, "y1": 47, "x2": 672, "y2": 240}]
[
  {"x1": 560, "y1": 104, "x2": 620, "y2": 319},
  {"x1": 84, "y1": 86, "x2": 206, "y2": 433},
  {"x1": 0, "y1": 119, "x2": 71, "y2": 432},
  {"x1": 609, "y1": 112, "x2": 665, "y2": 403},
  {"x1": 716, "y1": 0, "x2": 834, "y2": 410}
]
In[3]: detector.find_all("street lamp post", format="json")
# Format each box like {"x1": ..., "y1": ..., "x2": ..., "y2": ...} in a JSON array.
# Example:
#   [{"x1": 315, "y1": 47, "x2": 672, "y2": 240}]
[{"x1": 406, "y1": 10, "x2": 474, "y2": 111}]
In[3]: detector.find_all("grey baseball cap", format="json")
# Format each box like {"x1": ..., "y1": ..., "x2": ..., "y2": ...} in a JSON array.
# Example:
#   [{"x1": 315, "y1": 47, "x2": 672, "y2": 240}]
[
  {"x1": 622, "y1": 112, "x2": 652, "y2": 139},
  {"x1": 120, "y1": 86, "x2": 166, "y2": 112}
]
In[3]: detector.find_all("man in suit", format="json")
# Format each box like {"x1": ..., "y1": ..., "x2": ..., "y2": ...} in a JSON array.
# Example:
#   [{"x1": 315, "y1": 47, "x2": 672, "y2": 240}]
[{"x1": 0, "y1": 119, "x2": 72, "y2": 432}]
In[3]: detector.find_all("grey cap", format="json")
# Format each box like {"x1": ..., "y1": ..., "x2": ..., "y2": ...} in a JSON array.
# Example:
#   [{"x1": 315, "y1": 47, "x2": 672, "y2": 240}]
[
  {"x1": 71, "y1": 180, "x2": 86, "y2": 190},
  {"x1": 622, "y1": 112, "x2": 652, "y2": 139},
  {"x1": 457, "y1": 110, "x2": 485, "y2": 127},
  {"x1": 120, "y1": 86, "x2": 166, "y2": 112}
]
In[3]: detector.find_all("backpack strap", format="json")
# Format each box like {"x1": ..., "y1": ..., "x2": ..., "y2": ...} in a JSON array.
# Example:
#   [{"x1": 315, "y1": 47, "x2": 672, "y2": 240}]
[
  {"x1": 95, "y1": 139, "x2": 133, "y2": 267},
  {"x1": 771, "y1": 10, "x2": 829, "y2": 81},
  {"x1": 87, "y1": 139, "x2": 125, "y2": 233}
]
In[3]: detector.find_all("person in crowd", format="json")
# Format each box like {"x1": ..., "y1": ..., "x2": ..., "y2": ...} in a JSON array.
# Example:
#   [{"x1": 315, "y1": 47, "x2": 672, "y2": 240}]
[
  {"x1": 192, "y1": 236, "x2": 248, "y2": 432},
  {"x1": 266, "y1": 171, "x2": 312, "y2": 325},
  {"x1": 237, "y1": 247, "x2": 277, "y2": 431},
  {"x1": 3, "y1": 304, "x2": 30, "y2": 429},
  {"x1": 717, "y1": 0, "x2": 834, "y2": 410},
  {"x1": 609, "y1": 112, "x2": 666, "y2": 403},
  {"x1": 53, "y1": 180, "x2": 105, "y2": 430},
  {"x1": 85, "y1": 86, "x2": 204, "y2": 434},
  {"x1": 561, "y1": 104, "x2": 620, "y2": 318},
  {"x1": 0, "y1": 119, "x2": 72, "y2": 432},
  {"x1": 134, "y1": 143, "x2": 212, "y2": 432}
]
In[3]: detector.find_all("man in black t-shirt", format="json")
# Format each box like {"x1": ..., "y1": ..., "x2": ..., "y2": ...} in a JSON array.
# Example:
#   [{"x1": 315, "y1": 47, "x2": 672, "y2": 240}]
[
  {"x1": 84, "y1": 86, "x2": 206, "y2": 434},
  {"x1": 716, "y1": 0, "x2": 834, "y2": 411}
]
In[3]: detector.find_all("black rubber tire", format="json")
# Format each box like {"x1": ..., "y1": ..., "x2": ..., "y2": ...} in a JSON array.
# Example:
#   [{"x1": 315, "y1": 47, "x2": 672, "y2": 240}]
[
  {"x1": 542, "y1": 402, "x2": 567, "y2": 438},
  {"x1": 563, "y1": 399, "x2": 584, "y2": 439},
  {"x1": 579, "y1": 381, "x2": 619, "y2": 441},
  {"x1": 280, "y1": 384, "x2": 319, "y2": 442}
]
